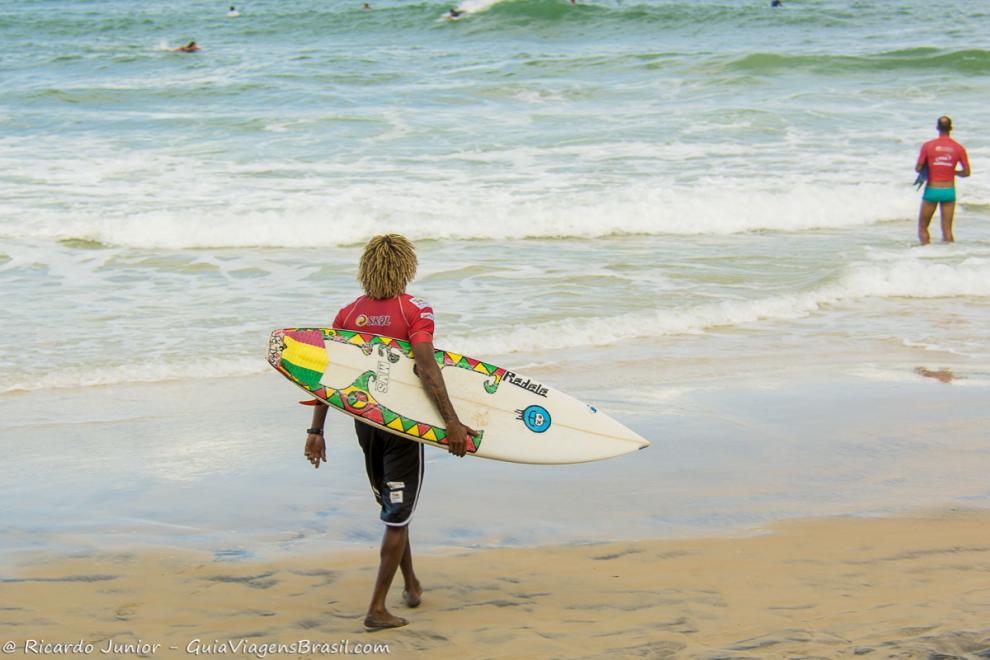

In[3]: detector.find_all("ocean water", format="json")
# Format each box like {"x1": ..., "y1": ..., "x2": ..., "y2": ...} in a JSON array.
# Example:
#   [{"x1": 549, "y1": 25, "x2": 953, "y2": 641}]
[{"x1": 2, "y1": 0, "x2": 990, "y2": 552}]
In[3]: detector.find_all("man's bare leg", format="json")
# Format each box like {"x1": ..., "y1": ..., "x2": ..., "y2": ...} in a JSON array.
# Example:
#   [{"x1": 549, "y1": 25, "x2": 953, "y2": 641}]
[
  {"x1": 365, "y1": 525, "x2": 409, "y2": 629},
  {"x1": 400, "y1": 535, "x2": 422, "y2": 608},
  {"x1": 939, "y1": 201, "x2": 956, "y2": 243},
  {"x1": 918, "y1": 200, "x2": 938, "y2": 245}
]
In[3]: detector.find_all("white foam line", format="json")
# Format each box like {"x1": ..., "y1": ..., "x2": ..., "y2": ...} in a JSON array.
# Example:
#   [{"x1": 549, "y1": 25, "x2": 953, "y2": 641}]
[
  {"x1": 445, "y1": 257, "x2": 990, "y2": 355},
  {"x1": 0, "y1": 181, "x2": 919, "y2": 248},
  {"x1": 1, "y1": 358, "x2": 266, "y2": 394},
  {"x1": 5, "y1": 257, "x2": 987, "y2": 391}
]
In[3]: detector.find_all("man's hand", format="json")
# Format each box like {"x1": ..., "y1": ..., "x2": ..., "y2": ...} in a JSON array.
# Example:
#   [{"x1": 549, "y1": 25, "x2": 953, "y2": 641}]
[
  {"x1": 445, "y1": 420, "x2": 479, "y2": 458},
  {"x1": 305, "y1": 433, "x2": 326, "y2": 468},
  {"x1": 411, "y1": 341, "x2": 478, "y2": 458}
]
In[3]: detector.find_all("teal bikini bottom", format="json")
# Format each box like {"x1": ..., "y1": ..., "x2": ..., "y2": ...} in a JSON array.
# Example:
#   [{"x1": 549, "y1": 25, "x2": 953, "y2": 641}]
[{"x1": 923, "y1": 186, "x2": 956, "y2": 203}]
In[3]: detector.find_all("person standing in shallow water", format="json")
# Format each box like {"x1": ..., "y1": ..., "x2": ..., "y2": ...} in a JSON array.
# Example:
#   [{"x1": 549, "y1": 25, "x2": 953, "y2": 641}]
[
  {"x1": 916, "y1": 115, "x2": 971, "y2": 244},
  {"x1": 303, "y1": 234, "x2": 477, "y2": 630}
]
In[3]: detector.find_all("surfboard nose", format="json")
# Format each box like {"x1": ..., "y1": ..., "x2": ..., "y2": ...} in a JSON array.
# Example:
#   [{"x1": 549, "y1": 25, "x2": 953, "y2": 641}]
[{"x1": 626, "y1": 430, "x2": 650, "y2": 451}]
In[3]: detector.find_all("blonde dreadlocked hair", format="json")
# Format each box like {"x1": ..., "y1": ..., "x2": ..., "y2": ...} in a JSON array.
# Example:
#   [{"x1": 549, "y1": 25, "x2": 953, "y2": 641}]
[{"x1": 358, "y1": 234, "x2": 418, "y2": 300}]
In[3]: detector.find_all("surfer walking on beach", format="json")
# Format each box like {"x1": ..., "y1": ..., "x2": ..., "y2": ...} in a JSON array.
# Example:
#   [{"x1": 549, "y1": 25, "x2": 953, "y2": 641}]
[
  {"x1": 916, "y1": 115, "x2": 971, "y2": 244},
  {"x1": 303, "y1": 234, "x2": 477, "y2": 630}
]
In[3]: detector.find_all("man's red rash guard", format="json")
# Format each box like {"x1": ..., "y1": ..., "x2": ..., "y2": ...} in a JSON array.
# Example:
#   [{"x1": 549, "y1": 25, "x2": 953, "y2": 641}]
[
  {"x1": 299, "y1": 294, "x2": 436, "y2": 405},
  {"x1": 917, "y1": 135, "x2": 970, "y2": 184},
  {"x1": 333, "y1": 293, "x2": 435, "y2": 344}
]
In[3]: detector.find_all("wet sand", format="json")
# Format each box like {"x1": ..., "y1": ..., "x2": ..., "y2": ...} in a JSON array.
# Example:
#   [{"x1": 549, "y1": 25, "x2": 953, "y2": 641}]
[
  {"x1": 2, "y1": 509, "x2": 989, "y2": 658},
  {"x1": 4, "y1": 370, "x2": 990, "y2": 559}
]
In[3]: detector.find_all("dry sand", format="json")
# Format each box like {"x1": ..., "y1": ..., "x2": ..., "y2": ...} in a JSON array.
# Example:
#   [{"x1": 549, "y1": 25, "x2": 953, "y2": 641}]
[{"x1": 2, "y1": 509, "x2": 989, "y2": 659}]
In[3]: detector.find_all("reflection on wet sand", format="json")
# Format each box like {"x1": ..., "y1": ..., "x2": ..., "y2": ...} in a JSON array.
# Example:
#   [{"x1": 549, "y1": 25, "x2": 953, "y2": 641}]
[{"x1": 915, "y1": 367, "x2": 958, "y2": 384}]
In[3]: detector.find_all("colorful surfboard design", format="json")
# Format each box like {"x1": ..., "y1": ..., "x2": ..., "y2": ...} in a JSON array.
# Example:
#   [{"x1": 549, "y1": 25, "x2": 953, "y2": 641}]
[{"x1": 268, "y1": 328, "x2": 650, "y2": 464}]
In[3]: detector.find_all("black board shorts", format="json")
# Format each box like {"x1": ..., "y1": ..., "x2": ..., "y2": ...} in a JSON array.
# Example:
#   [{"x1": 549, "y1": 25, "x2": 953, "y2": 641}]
[{"x1": 354, "y1": 420, "x2": 424, "y2": 527}]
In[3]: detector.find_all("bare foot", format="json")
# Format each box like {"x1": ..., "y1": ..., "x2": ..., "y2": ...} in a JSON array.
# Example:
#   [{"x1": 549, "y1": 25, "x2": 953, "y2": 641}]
[
  {"x1": 364, "y1": 610, "x2": 408, "y2": 630},
  {"x1": 403, "y1": 584, "x2": 422, "y2": 608}
]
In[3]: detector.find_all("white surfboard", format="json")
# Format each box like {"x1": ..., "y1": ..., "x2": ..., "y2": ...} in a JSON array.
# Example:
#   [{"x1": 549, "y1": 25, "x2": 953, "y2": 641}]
[{"x1": 268, "y1": 328, "x2": 649, "y2": 464}]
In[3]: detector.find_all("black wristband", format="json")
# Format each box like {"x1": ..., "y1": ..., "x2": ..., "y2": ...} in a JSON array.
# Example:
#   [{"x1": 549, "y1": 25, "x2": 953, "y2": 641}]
[{"x1": 307, "y1": 427, "x2": 323, "y2": 435}]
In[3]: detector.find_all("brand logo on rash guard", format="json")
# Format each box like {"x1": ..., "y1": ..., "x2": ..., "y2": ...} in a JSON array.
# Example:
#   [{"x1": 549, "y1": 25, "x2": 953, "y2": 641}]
[{"x1": 355, "y1": 314, "x2": 391, "y2": 327}]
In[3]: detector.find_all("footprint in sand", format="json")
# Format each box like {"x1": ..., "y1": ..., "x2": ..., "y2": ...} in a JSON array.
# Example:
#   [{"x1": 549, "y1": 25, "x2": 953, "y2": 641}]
[{"x1": 113, "y1": 603, "x2": 139, "y2": 621}]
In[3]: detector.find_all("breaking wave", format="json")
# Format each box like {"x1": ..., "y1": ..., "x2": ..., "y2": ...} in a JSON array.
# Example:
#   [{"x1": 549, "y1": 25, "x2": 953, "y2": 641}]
[
  {"x1": 446, "y1": 256, "x2": 990, "y2": 355},
  {"x1": 0, "y1": 182, "x2": 920, "y2": 249}
]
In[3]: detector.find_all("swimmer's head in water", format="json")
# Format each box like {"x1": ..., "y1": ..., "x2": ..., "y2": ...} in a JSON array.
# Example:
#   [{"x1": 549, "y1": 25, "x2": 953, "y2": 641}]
[{"x1": 937, "y1": 115, "x2": 952, "y2": 133}]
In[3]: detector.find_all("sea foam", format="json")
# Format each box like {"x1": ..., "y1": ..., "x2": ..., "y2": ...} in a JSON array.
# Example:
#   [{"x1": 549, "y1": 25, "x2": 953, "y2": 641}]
[
  {"x1": 0, "y1": 182, "x2": 922, "y2": 249},
  {"x1": 445, "y1": 256, "x2": 990, "y2": 355},
  {"x1": 0, "y1": 357, "x2": 266, "y2": 395}
]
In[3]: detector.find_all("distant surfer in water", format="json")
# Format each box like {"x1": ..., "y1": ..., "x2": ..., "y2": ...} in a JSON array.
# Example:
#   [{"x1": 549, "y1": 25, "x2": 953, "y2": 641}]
[
  {"x1": 173, "y1": 41, "x2": 200, "y2": 52},
  {"x1": 362, "y1": 2, "x2": 371, "y2": 9},
  {"x1": 303, "y1": 234, "x2": 477, "y2": 630},
  {"x1": 447, "y1": 8, "x2": 464, "y2": 18},
  {"x1": 770, "y1": 0, "x2": 782, "y2": 7},
  {"x1": 227, "y1": 5, "x2": 240, "y2": 17},
  {"x1": 915, "y1": 115, "x2": 971, "y2": 244}
]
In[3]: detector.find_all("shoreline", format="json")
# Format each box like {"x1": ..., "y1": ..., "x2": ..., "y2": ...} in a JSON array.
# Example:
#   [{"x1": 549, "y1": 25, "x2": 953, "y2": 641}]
[
  {"x1": 3, "y1": 508, "x2": 990, "y2": 658},
  {"x1": 3, "y1": 368, "x2": 990, "y2": 562}
]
